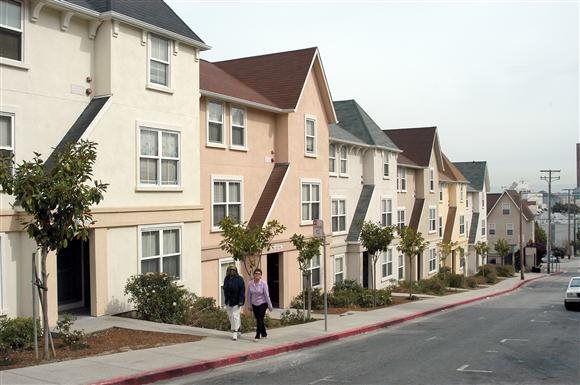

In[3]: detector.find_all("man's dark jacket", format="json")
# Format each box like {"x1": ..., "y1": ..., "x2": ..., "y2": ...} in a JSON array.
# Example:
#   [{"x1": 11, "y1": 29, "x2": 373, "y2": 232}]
[{"x1": 223, "y1": 274, "x2": 245, "y2": 306}]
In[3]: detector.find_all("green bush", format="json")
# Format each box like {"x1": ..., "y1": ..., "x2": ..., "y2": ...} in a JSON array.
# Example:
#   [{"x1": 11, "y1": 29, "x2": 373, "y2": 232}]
[
  {"x1": 55, "y1": 313, "x2": 87, "y2": 350},
  {"x1": 415, "y1": 277, "x2": 447, "y2": 295},
  {"x1": 477, "y1": 265, "x2": 498, "y2": 284},
  {"x1": 124, "y1": 272, "x2": 194, "y2": 324},
  {"x1": 448, "y1": 273, "x2": 466, "y2": 288},
  {"x1": 0, "y1": 317, "x2": 40, "y2": 350},
  {"x1": 290, "y1": 288, "x2": 324, "y2": 310},
  {"x1": 356, "y1": 289, "x2": 392, "y2": 307},
  {"x1": 465, "y1": 276, "x2": 480, "y2": 288},
  {"x1": 279, "y1": 310, "x2": 313, "y2": 326},
  {"x1": 495, "y1": 264, "x2": 515, "y2": 277}
]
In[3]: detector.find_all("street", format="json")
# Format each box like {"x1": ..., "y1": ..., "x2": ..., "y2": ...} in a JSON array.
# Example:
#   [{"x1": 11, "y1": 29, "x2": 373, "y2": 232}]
[{"x1": 156, "y1": 269, "x2": 580, "y2": 385}]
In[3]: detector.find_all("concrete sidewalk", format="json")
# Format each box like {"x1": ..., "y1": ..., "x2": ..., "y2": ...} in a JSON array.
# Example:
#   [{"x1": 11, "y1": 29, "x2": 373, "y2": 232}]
[{"x1": 0, "y1": 270, "x2": 567, "y2": 385}]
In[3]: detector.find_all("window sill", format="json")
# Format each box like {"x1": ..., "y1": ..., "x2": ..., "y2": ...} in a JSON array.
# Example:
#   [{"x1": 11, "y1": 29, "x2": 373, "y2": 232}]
[
  {"x1": 206, "y1": 142, "x2": 227, "y2": 149},
  {"x1": 135, "y1": 186, "x2": 183, "y2": 192},
  {"x1": 397, "y1": 190, "x2": 407, "y2": 193},
  {"x1": 0, "y1": 58, "x2": 30, "y2": 70},
  {"x1": 210, "y1": 228, "x2": 224, "y2": 233},
  {"x1": 329, "y1": 172, "x2": 338, "y2": 177},
  {"x1": 229, "y1": 145, "x2": 248, "y2": 152},
  {"x1": 338, "y1": 174, "x2": 349, "y2": 178},
  {"x1": 300, "y1": 220, "x2": 314, "y2": 226},
  {"x1": 332, "y1": 230, "x2": 347, "y2": 236},
  {"x1": 146, "y1": 83, "x2": 174, "y2": 94},
  {"x1": 383, "y1": 176, "x2": 390, "y2": 180},
  {"x1": 381, "y1": 276, "x2": 393, "y2": 283},
  {"x1": 304, "y1": 153, "x2": 318, "y2": 158},
  {"x1": 428, "y1": 230, "x2": 437, "y2": 234}
]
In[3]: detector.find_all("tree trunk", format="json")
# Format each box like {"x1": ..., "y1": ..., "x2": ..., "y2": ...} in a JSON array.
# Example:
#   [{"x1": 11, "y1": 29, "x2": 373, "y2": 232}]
[
  {"x1": 302, "y1": 272, "x2": 307, "y2": 315},
  {"x1": 40, "y1": 247, "x2": 50, "y2": 359},
  {"x1": 372, "y1": 255, "x2": 377, "y2": 307},
  {"x1": 408, "y1": 255, "x2": 413, "y2": 300}
]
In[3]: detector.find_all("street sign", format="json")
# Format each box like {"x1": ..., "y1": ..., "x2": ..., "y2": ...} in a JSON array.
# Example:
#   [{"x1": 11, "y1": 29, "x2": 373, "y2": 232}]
[{"x1": 313, "y1": 219, "x2": 324, "y2": 237}]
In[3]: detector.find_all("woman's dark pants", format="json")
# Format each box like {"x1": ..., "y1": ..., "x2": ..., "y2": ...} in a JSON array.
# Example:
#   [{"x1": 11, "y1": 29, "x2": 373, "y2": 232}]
[{"x1": 252, "y1": 303, "x2": 268, "y2": 338}]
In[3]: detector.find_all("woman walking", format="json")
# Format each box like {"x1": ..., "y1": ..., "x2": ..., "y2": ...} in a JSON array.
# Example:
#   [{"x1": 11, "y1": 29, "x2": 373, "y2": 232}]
[
  {"x1": 223, "y1": 265, "x2": 245, "y2": 341},
  {"x1": 247, "y1": 268, "x2": 273, "y2": 341}
]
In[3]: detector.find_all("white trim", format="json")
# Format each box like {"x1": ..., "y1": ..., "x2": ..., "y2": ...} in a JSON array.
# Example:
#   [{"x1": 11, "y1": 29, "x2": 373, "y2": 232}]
[
  {"x1": 229, "y1": 105, "x2": 248, "y2": 151},
  {"x1": 396, "y1": 207, "x2": 406, "y2": 230},
  {"x1": 338, "y1": 145, "x2": 348, "y2": 177},
  {"x1": 137, "y1": 223, "x2": 184, "y2": 281},
  {"x1": 428, "y1": 248, "x2": 437, "y2": 273},
  {"x1": 206, "y1": 100, "x2": 225, "y2": 147},
  {"x1": 506, "y1": 223, "x2": 514, "y2": 236},
  {"x1": 136, "y1": 122, "x2": 182, "y2": 189},
  {"x1": 459, "y1": 215, "x2": 466, "y2": 236},
  {"x1": 211, "y1": 175, "x2": 244, "y2": 231},
  {"x1": 330, "y1": 196, "x2": 347, "y2": 235},
  {"x1": 429, "y1": 168, "x2": 435, "y2": 192},
  {"x1": 428, "y1": 206, "x2": 437, "y2": 234},
  {"x1": 381, "y1": 248, "x2": 394, "y2": 281},
  {"x1": 300, "y1": 178, "x2": 322, "y2": 225},
  {"x1": 304, "y1": 114, "x2": 317, "y2": 157},
  {"x1": 397, "y1": 167, "x2": 407, "y2": 192},
  {"x1": 334, "y1": 254, "x2": 345, "y2": 284},
  {"x1": 307, "y1": 253, "x2": 322, "y2": 288},
  {"x1": 200, "y1": 90, "x2": 289, "y2": 113},
  {"x1": 329, "y1": 143, "x2": 337, "y2": 176},
  {"x1": 147, "y1": 33, "x2": 172, "y2": 90},
  {"x1": 0, "y1": 0, "x2": 25, "y2": 65},
  {"x1": 383, "y1": 151, "x2": 390, "y2": 179},
  {"x1": 381, "y1": 197, "x2": 393, "y2": 227},
  {"x1": 489, "y1": 223, "x2": 496, "y2": 235}
]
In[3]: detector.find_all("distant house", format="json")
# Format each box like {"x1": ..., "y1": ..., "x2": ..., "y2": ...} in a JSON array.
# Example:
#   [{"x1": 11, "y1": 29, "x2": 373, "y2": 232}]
[
  {"x1": 486, "y1": 190, "x2": 535, "y2": 264},
  {"x1": 0, "y1": 0, "x2": 208, "y2": 323},
  {"x1": 453, "y1": 161, "x2": 490, "y2": 274},
  {"x1": 329, "y1": 100, "x2": 401, "y2": 288},
  {"x1": 199, "y1": 48, "x2": 337, "y2": 308}
]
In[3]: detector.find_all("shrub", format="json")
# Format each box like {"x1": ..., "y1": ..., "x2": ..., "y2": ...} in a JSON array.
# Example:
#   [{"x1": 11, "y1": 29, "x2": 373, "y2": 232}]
[
  {"x1": 357, "y1": 289, "x2": 392, "y2": 307},
  {"x1": 465, "y1": 276, "x2": 481, "y2": 288},
  {"x1": 477, "y1": 265, "x2": 498, "y2": 284},
  {"x1": 279, "y1": 310, "x2": 313, "y2": 326},
  {"x1": 0, "y1": 317, "x2": 40, "y2": 350},
  {"x1": 290, "y1": 288, "x2": 324, "y2": 310},
  {"x1": 124, "y1": 272, "x2": 194, "y2": 324},
  {"x1": 448, "y1": 273, "x2": 466, "y2": 288},
  {"x1": 416, "y1": 277, "x2": 447, "y2": 295},
  {"x1": 495, "y1": 264, "x2": 515, "y2": 277},
  {"x1": 55, "y1": 313, "x2": 87, "y2": 350}
]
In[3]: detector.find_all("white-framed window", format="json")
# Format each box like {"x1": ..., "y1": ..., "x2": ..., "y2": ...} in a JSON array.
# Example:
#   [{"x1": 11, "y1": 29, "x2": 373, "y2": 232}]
[
  {"x1": 139, "y1": 224, "x2": 182, "y2": 279},
  {"x1": 460, "y1": 184, "x2": 465, "y2": 202},
  {"x1": 383, "y1": 151, "x2": 390, "y2": 178},
  {"x1": 438, "y1": 215, "x2": 443, "y2": 237},
  {"x1": 0, "y1": 0, "x2": 23, "y2": 62},
  {"x1": 381, "y1": 248, "x2": 393, "y2": 279},
  {"x1": 466, "y1": 197, "x2": 469, "y2": 208},
  {"x1": 207, "y1": 101, "x2": 224, "y2": 145},
  {"x1": 0, "y1": 234, "x2": 4, "y2": 312},
  {"x1": 398, "y1": 254, "x2": 404, "y2": 280},
  {"x1": 339, "y1": 146, "x2": 348, "y2": 175},
  {"x1": 0, "y1": 113, "x2": 14, "y2": 169},
  {"x1": 428, "y1": 206, "x2": 436, "y2": 233},
  {"x1": 481, "y1": 193, "x2": 485, "y2": 209},
  {"x1": 397, "y1": 208, "x2": 405, "y2": 230},
  {"x1": 502, "y1": 203, "x2": 510, "y2": 215},
  {"x1": 459, "y1": 215, "x2": 465, "y2": 235},
  {"x1": 305, "y1": 116, "x2": 317, "y2": 156},
  {"x1": 334, "y1": 254, "x2": 344, "y2": 284},
  {"x1": 329, "y1": 144, "x2": 337, "y2": 175},
  {"x1": 439, "y1": 184, "x2": 444, "y2": 202},
  {"x1": 308, "y1": 254, "x2": 321, "y2": 287},
  {"x1": 429, "y1": 168, "x2": 435, "y2": 191},
  {"x1": 219, "y1": 258, "x2": 239, "y2": 307},
  {"x1": 506, "y1": 223, "x2": 514, "y2": 236},
  {"x1": 230, "y1": 106, "x2": 247, "y2": 149},
  {"x1": 489, "y1": 223, "x2": 496, "y2": 235},
  {"x1": 301, "y1": 180, "x2": 320, "y2": 223},
  {"x1": 397, "y1": 167, "x2": 406, "y2": 191},
  {"x1": 149, "y1": 34, "x2": 170, "y2": 87},
  {"x1": 481, "y1": 219, "x2": 486, "y2": 236},
  {"x1": 428, "y1": 248, "x2": 437, "y2": 273},
  {"x1": 331, "y1": 198, "x2": 346, "y2": 233},
  {"x1": 381, "y1": 198, "x2": 392, "y2": 226},
  {"x1": 212, "y1": 177, "x2": 242, "y2": 230},
  {"x1": 139, "y1": 126, "x2": 180, "y2": 187}
]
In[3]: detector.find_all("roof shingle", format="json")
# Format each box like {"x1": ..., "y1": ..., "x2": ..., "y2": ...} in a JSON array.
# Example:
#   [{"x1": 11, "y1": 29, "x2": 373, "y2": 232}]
[{"x1": 383, "y1": 127, "x2": 437, "y2": 167}]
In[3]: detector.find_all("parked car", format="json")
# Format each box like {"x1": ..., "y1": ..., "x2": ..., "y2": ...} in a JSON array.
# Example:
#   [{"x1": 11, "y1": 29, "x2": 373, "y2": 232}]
[
  {"x1": 564, "y1": 276, "x2": 580, "y2": 310},
  {"x1": 541, "y1": 255, "x2": 559, "y2": 263}
]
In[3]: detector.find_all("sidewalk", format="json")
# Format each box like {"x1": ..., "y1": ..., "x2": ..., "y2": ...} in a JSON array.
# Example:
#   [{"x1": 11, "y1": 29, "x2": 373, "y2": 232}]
[{"x1": 0, "y1": 270, "x2": 565, "y2": 385}]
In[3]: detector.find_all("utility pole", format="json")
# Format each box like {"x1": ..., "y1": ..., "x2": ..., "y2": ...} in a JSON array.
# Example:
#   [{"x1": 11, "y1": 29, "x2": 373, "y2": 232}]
[
  {"x1": 519, "y1": 190, "x2": 524, "y2": 280},
  {"x1": 563, "y1": 188, "x2": 575, "y2": 259},
  {"x1": 540, "y1": 170, "x2": 560, "y2": 273}
]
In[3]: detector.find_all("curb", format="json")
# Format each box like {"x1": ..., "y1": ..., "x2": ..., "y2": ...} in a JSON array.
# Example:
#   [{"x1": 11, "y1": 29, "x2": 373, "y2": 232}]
[{"x1": 92, "y1": 275, "x2": 547, "y2": 385}]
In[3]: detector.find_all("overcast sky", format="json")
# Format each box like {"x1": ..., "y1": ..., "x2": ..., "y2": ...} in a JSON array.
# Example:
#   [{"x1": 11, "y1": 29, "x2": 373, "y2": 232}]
[{"x1": 167, "y1": 0, "x2": 579, "y2": 192}]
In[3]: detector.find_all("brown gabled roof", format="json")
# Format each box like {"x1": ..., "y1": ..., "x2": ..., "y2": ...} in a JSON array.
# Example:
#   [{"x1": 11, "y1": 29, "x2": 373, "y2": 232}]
[
  {"x1": 200, "y1": 60, "x2": 276, "y2": 108},
  {"x1": 440, "y1": 153, "x2": 469, "y2": 183},
  {"x1": 487, "y1": 193, "x2": 501, "y2": 215},
  {"x1": 397, "y1": 153, "x2": 420, "y2": 168},
  {"x1": 383, "y1": 127, "x2": 437, "y2": 167},
  {"x1": 205, "y1": 47, "x2": 317, "y2": 110}
]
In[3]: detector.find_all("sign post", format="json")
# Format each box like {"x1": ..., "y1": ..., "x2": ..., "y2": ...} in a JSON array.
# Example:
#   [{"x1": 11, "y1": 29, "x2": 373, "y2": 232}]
[{"x1": 313, "y1": 219, "x2": 327, "y2": 332}]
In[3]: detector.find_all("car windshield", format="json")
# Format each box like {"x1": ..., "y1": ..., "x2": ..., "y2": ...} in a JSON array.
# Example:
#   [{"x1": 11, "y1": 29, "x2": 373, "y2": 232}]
[{"x1": 570, "y1": 278, "x2": 580, "y2": 288}]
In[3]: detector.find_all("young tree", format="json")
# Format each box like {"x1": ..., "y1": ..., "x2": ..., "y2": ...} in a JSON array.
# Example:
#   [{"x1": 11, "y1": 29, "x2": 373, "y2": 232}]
[
  {"x1": 437, "y1": 240, "x2": 457, "y2": 281},
  {"x1": 359, "y1": 221, "x2": 394, "y2": 306},
  {"x1": 0, "y1": 140, "x2": 107, "y2": 359},
  {"x1": 396, "y1": 226, "x2": 429, "y2": 299},
  {"x1": 219, "y1": 216, "x2": 286, "y2": 277},
  {"x1": 494, "y1": 238, "x2": 511, "y2": 265},
  {"x1": 290, "y1": 234, "x2": 323, "y2": 318},
  {"x1": 474, "y1": 241, "x2": 489, "y2": 276}
]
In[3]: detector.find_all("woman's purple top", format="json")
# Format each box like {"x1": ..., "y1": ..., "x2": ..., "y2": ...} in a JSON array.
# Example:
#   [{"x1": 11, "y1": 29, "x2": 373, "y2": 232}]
[{"x1": 247, "y1": 279, "x2": 273, "y2": 309}]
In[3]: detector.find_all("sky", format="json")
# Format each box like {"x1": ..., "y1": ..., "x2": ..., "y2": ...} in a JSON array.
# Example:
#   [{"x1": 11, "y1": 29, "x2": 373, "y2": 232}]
[{"x1": 166, "y1": 0, "x2": 579, "y2": 193}]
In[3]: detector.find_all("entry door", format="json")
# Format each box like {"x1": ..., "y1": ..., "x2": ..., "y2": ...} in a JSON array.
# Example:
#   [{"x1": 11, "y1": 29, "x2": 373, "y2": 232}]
[
  {"x1": 267, "y1": 253, "x2": 280, "y2": 308},
  {"x1": 57, "y1": 239, "x2": 89, "y2": 311},
  {"x1": 362, "y1": 251, "x2": 369, "y2": 288}
]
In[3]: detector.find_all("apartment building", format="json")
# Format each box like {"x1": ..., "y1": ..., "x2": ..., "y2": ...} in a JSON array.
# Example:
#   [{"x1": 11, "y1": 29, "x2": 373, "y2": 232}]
[
  {"x1": 0, "y1": 0, "x2": 208, "y2": 323},
  {"x1": 199, "y1": 48, "x2": 337, "y2": 308}
]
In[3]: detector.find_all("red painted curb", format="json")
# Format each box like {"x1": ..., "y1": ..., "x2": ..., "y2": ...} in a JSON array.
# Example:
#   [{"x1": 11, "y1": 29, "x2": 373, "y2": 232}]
[{"x1": 91, "y1": 275, "x2": 547, "y2": 385}]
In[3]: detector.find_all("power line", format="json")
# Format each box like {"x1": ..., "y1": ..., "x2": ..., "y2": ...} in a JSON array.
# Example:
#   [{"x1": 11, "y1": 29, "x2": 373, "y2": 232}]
[{"x1": 540, "y1": 170, "x2": 560, "y2": 274}]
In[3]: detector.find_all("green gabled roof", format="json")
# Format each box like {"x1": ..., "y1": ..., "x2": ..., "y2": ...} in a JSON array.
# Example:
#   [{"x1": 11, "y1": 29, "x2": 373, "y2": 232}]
[
  {"x1": 329, "y1": 123, "x2": 366, "y2": 145},
  {"x1": 453, "y1": 161, "x2": 488, "y2": 192},
  {"x1": 332, "y1": 100, "x2": 400, "y2": 151}
]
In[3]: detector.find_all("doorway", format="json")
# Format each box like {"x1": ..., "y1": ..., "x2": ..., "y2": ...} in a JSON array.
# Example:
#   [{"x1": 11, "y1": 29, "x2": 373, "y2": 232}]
[
  {"x1": 267, "y1": 253, "x2": 280, "y2": 308},
  {"x1": 416, "y1": 252, "x2": 422, "y2": 281},
  {"x1": 362, "y1": 251, "x2": 369, "y2": 288},
  {"x1": 57, "y1": 239, "x2": 90, "y2": 312}
]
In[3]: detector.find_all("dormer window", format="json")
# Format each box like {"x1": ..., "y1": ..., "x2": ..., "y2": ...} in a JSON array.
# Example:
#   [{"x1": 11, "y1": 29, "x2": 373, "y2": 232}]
[
  {"x1": 0, "y1": 0, "x2": 22, "y2": 62},
  {"x1": 305, "y1": 116, "x2": 317, "y2": 156},
  {"x1": 149, "y1": 34, "x2": 170, "y2": 87},
  {"x1": 339, "y1": 146, "x2": 347, "y2": 175},
  {"x1": 329, "y1": 144, "x2": 336, "y2": 174}
]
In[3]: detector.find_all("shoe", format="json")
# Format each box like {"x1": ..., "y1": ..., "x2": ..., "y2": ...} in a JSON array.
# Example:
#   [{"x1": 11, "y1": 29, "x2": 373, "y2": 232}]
[
  {"x1": 254, "y1": 336, "x2": 260, "y2": 342},
  {"x1": 232, "y1": 332, "x2": 238, "y2": 341}
]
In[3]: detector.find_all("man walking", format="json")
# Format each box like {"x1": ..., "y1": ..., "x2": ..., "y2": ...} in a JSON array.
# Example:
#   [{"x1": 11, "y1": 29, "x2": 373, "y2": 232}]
[{"x1": 223, "y1": 265, "x2": 245, "y2": 340}]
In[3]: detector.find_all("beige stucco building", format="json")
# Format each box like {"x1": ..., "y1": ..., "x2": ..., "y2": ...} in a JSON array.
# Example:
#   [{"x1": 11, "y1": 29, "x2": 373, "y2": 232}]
[{"x1": 0, "y1": 0, "x2": 208, "y2": 324}]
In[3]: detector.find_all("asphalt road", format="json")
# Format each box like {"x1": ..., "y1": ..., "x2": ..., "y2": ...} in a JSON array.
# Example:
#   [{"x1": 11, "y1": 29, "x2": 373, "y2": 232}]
[{"x1": 158, "y1": 271, "x2": 580, "y2": 385}]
